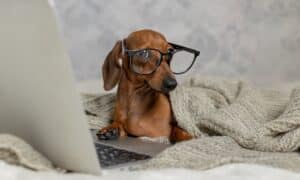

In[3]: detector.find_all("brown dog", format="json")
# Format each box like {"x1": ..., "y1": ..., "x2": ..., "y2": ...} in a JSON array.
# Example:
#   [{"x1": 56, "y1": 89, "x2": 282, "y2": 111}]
[{"x1": 97, "y1": 29, "x2": 193, "y2": 142}]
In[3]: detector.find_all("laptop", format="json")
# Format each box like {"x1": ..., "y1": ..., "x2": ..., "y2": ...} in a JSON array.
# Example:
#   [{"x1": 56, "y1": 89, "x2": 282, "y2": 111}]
[{"x1": 0, "y1": 0, "x2": 170, "y2": 174}]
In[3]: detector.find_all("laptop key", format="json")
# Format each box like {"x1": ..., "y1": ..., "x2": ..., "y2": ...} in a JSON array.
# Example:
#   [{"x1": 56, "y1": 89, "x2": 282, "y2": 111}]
[{"x1": 95, "y1": 143, "x2": 151, "y2": 167}]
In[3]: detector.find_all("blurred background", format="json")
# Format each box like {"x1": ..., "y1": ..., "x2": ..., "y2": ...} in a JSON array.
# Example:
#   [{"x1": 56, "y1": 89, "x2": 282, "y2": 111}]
[{"x1": 51, "y1": 0, "x2": 300, "y2": 86}]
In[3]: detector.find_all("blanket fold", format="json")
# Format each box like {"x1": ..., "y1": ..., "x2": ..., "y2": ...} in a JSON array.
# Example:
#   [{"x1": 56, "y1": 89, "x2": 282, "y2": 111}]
[
  {"x1": 0, "y1": 134, "x2": 53, "y2": 170},
  {"x1": 85, "y1": 76, "x2": 300, "y2": 171},
  {"x1": 1, "y1": 76, "x2": 300, "y2": 172},
  {"x1": 170, "y1": 77, "x2": 300, "y2": 152}
]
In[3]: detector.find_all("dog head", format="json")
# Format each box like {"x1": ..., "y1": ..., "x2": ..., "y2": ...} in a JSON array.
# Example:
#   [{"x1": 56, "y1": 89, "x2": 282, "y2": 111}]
[{"x1": 102, "y1": 29, "x2": 177, "y2": 93}]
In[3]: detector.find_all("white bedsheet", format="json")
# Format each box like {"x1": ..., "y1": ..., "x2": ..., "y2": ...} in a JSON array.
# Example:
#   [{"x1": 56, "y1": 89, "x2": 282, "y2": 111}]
[
  {"x1": 4, "y1": 80, "x2": 298, "y2": 179},
  {"x1": 1, "y1": 161, "x2": 300, "y2": 180},
  {"x1": 70, "y1": 80, "x2": 300, "y2": 179}
]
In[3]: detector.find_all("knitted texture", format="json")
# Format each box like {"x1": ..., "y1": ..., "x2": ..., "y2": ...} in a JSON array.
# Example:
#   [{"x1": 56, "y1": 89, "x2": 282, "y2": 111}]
[
  {"x1": 1, "y1": 76, "x2": 300, "y2": 172},
  {"x1": 170, "y1": 77, "x2": 300, "y2": 152},
  {"x1": 84, "y1": 76, "x2": 300, "y2": 171},
  {"x1": 0, "y1": 134, "x2": 54, "y2": 170}
]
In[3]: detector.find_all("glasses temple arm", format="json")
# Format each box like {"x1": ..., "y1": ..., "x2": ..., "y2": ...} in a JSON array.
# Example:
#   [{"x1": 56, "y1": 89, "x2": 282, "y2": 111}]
[{"x1": 168, "y1": 42, "x2": 200, "y2": 56}]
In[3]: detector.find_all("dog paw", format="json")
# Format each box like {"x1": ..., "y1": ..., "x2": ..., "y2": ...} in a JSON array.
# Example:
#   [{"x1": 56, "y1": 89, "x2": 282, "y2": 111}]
[{"x1": 96, "y1": 127, "x2": 120, "y2": 140}]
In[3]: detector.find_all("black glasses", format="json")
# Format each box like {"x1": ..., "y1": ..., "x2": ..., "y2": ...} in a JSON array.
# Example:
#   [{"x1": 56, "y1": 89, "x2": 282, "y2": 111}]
[{"x1": 123, "y1": 41, "x2": 200, "y2": 75}]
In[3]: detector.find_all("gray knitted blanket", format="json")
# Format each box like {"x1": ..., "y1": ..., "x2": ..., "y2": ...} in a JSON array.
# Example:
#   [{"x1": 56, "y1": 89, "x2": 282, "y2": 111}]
[
  {"x1": 1, "y1": 76, "x2": 300, "y2": 172},
  {"x1": 84, "y1": 76, "x2": 300, "y2": 171}
]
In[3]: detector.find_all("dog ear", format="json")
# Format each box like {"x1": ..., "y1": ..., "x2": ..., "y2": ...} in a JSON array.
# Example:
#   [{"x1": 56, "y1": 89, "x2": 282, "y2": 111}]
[{"x1": 102, "y1": 40, "x2": 123, "y2": 91}]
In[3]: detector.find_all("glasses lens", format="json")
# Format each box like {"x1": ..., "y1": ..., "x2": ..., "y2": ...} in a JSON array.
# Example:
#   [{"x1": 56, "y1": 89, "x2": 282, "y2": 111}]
[
  {"x1": 131, "y1": 49, "x2": 161, "y2": 74},
  {"x1": 170, "y1": 51, "x2": 195, "y2": 74}
]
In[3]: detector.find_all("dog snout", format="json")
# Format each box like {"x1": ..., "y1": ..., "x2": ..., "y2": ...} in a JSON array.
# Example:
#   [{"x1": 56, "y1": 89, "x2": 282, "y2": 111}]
[{"x1": 162, "y1": 77, "x2": 177, "y2": 92}]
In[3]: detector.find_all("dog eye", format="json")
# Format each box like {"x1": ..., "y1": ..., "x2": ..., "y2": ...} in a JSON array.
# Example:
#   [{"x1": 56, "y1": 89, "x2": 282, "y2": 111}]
[{"x1": 136, "y1": 50, "x2": 150, "y2": 59}]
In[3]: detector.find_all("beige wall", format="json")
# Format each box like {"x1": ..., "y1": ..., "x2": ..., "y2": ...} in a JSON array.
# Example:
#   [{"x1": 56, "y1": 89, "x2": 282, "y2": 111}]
[{"x1": 52, "y1": 0, "x2": 300, "y2": 85}]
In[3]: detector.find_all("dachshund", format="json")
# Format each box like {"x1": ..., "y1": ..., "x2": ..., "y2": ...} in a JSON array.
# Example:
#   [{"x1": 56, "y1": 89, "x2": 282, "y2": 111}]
[{"x1": 97, "y1": 29, "x2": 193, "y2": 142}]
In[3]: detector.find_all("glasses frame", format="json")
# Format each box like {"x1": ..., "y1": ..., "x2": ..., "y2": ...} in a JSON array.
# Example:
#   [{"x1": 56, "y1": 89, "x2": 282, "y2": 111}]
[{"x1": 123, "y1": 41, "x2": 200, "y2": 75}]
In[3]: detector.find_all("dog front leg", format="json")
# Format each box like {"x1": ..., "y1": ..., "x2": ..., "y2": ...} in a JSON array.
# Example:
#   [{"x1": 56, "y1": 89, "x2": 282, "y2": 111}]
[{"x1": 96, "y1": 121, "x2": 127, "y2": 140}]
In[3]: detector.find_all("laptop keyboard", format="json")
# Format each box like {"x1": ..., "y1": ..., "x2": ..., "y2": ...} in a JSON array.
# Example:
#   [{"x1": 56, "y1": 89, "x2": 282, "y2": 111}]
[{"x1": 95, "y1": 143, "x2": 151, "y2": 167}]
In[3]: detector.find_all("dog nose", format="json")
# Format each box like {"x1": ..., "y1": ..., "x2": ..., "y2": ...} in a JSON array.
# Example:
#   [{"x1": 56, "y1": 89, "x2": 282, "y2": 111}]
[{"x1": 162, "y1": 77, "x2": 177, "y2": 92}]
